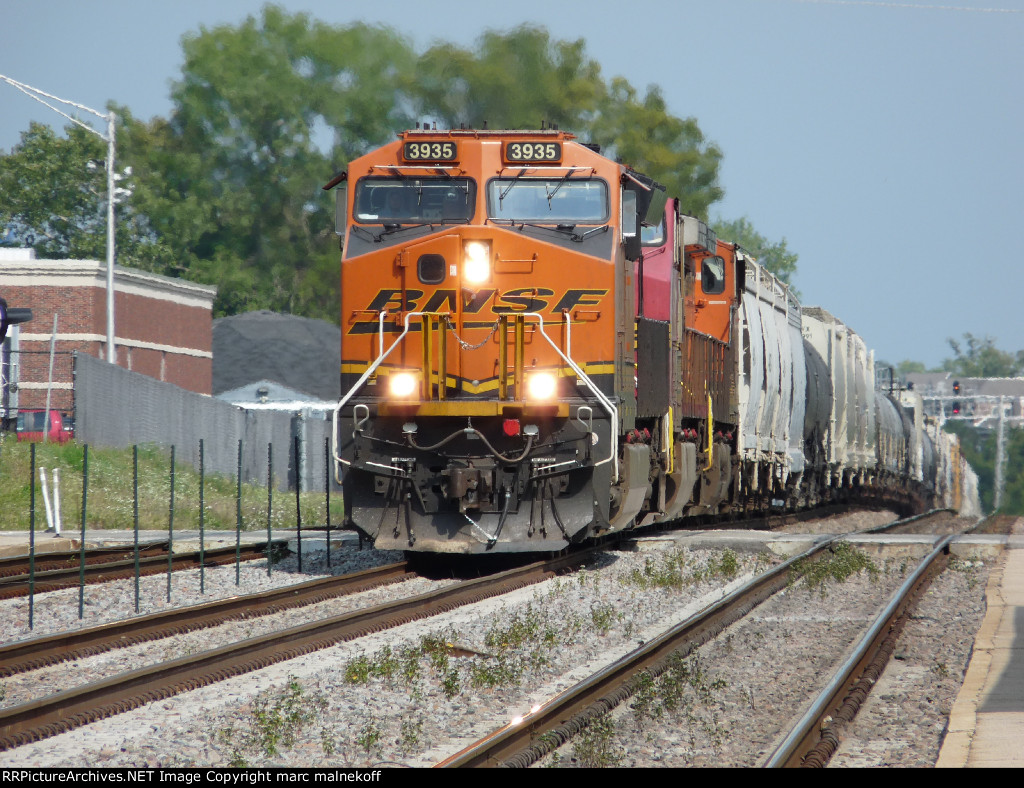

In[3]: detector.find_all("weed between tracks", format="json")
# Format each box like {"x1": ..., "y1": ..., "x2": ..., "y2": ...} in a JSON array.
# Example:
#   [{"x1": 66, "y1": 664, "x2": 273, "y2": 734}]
[
  {"x1": 791, "y1": 541, "x2": 879, "y2": 596},
  {"x1": 622, "y1": 548, "x2": 747, "y2": 591},
  {"x1": 217, "y1": 676, "x2": 329, "y2": 768},
  {"x1": 949, "y1": 555, "x2": 984, "y2": 590},
  {"x1": 548, "y1": 653, "x2": 730, "y2": 768},
  {"x1": 206, "y1": 547, "x2": 768, "y2": 767}
]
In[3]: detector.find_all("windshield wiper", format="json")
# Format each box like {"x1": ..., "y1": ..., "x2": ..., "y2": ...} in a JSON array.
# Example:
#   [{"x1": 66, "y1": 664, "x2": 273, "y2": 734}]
[
  {"x1": 375, "y1": 223, "x2": 434, "y2": 240},
  {"x1": 498, "y1": 169, "x2": 527, "y2": 209},
  {"x1": 545, "y1": 167, "x2": 578, "y2": 207},
  {"x1": 351, "y1": 225, "x2": 377, "y2": 242},
  {"x1": 501, "y1": 221, "x2": 608, "y2": 243}
]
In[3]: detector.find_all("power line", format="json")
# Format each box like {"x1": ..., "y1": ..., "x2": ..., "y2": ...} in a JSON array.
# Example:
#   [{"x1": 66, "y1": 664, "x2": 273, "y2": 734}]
[{"x1": 793, "y1": 0, "x2": 1024, "y2": 12}]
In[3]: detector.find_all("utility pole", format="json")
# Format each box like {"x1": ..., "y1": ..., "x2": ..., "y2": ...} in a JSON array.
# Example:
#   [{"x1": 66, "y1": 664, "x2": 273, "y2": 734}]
[{"x1": 994, "y1": 396, "x2": 1007, "y2": 511}]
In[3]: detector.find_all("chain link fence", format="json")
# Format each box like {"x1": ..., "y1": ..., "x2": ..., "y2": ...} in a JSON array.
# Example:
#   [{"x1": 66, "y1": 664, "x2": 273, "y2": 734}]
[{"x1": 75, "y1": 352, "x2": 333, "y2": 492}]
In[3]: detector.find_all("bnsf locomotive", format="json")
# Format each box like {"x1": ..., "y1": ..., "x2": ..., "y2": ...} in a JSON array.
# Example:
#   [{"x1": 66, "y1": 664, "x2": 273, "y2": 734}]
[{"x1": 325, "y1": 128, "x2": 977, "y2": 554}]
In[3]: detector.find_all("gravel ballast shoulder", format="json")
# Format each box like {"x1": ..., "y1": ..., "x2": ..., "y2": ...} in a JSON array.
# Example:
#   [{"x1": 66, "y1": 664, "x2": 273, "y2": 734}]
[{"x1": 0, "y1": 511, "x2": 995, "y2": 768}]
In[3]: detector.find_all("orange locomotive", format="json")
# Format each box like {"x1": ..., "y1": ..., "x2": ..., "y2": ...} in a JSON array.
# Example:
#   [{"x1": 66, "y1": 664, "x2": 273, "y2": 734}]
[
  {"x1": 326, "y1": 128, "x2": 677, "y2": 553},
  {"x1": 325, "y1": 127, "x2": 972, "y2": 554}
]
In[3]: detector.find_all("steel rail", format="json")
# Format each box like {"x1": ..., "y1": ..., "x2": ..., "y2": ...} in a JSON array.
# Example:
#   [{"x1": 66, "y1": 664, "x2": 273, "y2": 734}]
[
  {"x1": 435, "y1": 509, "x2": 954, "y2": 767},
  {"x1": 0, "y1": 541, "x2": 285, "y2": 599},
  {"x1": 0, "y1": 561, "x2": 415, "y2": 678},
  {"x1": 0, "y1": 547, "x2": 595, "y2": 751},
  {"x1": 0, "y1": 541, "x2": 170, "y2": 579},
  {"x1": 764, "y1": 535, "x2": 956, "y2": 766},
  {"x1": 763, "y1": 513, "x2": 989, "y2": 767}
]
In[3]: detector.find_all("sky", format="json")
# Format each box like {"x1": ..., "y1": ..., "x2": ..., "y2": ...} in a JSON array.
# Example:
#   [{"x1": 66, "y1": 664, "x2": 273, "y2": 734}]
[{"x1": 1, "y1": 0, "x2": 1022, "y2": 370}]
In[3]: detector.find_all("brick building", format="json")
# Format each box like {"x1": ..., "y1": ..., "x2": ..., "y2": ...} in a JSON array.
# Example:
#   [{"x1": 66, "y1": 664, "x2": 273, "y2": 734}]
[{"x1": 0, "y1": 249, "x2": 217, "y2": 417}]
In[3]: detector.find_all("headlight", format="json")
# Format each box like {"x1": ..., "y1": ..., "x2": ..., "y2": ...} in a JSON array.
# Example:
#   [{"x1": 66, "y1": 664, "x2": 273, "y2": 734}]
[
  {"x1": 526, "y1": 372, "x2": 557, "y2": 400},
  {"x1": 388, "y1": 372, "x2": 418, "y2": 398},
  {"x1": 463, "y1": 240, "x2": 491, "y2": 284}
]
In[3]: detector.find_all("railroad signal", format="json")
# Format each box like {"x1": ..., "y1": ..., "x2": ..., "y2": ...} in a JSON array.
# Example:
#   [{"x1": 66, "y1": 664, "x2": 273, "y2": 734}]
[
  {"x1": 952, "y1": 380, "x2": 961, "y2": 414},
  {"x1": 0, "y1": 297, "x2": 33, "y2": 342}
]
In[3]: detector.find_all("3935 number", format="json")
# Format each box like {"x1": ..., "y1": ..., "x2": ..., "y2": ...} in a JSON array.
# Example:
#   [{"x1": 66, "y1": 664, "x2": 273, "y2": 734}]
[
  {"x1": 403, "y1": 142, "x2": 456, "y2": 161},
  {"x1": 505, "y1": 142, "x2": 561, "y2": 162}
]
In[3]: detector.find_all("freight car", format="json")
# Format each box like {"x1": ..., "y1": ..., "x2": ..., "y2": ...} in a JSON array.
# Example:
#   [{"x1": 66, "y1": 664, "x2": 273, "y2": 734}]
[{"x1": 325, "y1": 128, "x2": 976, "y2": 553}]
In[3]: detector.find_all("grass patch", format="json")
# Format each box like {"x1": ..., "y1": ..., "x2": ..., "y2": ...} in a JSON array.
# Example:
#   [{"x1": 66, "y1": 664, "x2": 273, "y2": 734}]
[
  {"x1": 216, "y1": 676, "x2": 330, "y2": 767},
  {"x1": 624, "y1": 548, "x2": 744, "y2": 591},
  {"x1": 572, "y1": 713, "x2": 623, "y2": 767},
  {"x1": 792, "y1": 541, "x2": 879, "y2": 596},
  {"x1": 0, "y1": 437, "x2": 342, "y2": 531}
]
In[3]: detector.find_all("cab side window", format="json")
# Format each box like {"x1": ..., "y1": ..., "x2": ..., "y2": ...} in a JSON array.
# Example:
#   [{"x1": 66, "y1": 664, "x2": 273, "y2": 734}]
[{"x1": 701, "y1": 256, "x2": 726, "y2": 295}]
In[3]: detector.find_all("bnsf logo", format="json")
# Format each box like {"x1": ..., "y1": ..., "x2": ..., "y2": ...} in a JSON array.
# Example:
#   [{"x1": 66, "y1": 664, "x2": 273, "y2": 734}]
[
  {"x1": 354, "y1": 287, "x2": 606, "y2": 318},
  {"x1": 349, "y1": 288, "x2": 608, "y2": 334}
]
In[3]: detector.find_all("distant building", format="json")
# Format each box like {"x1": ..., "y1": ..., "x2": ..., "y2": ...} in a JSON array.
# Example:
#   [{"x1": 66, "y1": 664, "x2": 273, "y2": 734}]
[
  {"x1": 0, "y1": 249, "x2": 217, "y2": 419},
  {"x1": 213, "y1": 310, "x2": 340, "y2": 409}
]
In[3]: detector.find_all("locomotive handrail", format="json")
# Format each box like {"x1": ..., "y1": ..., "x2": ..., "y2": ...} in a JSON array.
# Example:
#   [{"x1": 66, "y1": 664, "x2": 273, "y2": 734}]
[
  {"x1": 331, "y1": 309, "x2": 620, "y2": 484},
  {"x1": 331, "y1": 309, "x2": 412, "y2": 482},
  {"x1": 521, "y1": 311, "x2": 620, "y2": 482}
]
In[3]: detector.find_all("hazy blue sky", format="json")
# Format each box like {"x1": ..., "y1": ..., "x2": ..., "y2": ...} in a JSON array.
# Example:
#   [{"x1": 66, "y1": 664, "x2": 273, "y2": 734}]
[{"x1": 2, "y1": 0, "x2": 1021, "y2": 370}]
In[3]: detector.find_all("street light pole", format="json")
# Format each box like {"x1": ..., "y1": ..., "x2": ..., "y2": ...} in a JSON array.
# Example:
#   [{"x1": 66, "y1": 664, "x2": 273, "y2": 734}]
[
  {"x1": 105, "y1": 111, "x2": 117, "y2": 364},
  {"x1": 0, "y1": 73, "x2": 119, "y2": 364}
]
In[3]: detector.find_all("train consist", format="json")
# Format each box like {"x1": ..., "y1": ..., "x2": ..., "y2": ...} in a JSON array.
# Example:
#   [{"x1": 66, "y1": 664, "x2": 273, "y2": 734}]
[{"x1": 326, "y1": 128, "x2": 978, "y2": 554}]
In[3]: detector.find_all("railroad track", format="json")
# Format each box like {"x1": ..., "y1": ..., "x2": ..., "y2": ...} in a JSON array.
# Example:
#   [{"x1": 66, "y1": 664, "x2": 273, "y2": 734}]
[
  {"x1": 764, "y1": 513, "x2": 994, "y2": 767},
  {"x1": 0, "y1": 560, "x2": 416, "y2": 678},
  {"x1": 0, "y1": 540, "x2": 287, "y2": 599},
  {"x1": 0, "y1": 547, "x2": 597, "y2": 751},
  {"x1": 435, "y1": 509, "x2": 963, "y2": 767},
  {"x1": 0, "y1": 542, "x2": 170, "y2": 579}
]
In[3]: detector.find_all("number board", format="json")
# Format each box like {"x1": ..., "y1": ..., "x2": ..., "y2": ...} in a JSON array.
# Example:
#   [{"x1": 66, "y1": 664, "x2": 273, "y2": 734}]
[
  {"x1": 504, "y1": 141, "x2": 562, "y2": 163},
  {"x1": 402, "y1": 141, "x2": 457, "y2": 163}
]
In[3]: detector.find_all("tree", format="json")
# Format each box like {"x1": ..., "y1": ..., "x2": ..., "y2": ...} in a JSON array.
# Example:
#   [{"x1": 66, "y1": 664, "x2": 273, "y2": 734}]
[
  {"x1": 131, "y1": 5, "x2": 420, "y2": 318},
  {"x1": 415, "y1": 26, "x2": 605, "y2": 133},
  {"x1": 895, "y1": 360, "x2": 929, "y2": 376},
  {"x1": 591, "y1": 81, "x2": 723, "y2": 221},
  {"x1": 0, "y1": 120, "x2": 177, "y2": 274},
  {"x1": 712, "y1": 216, "x2": 798, "y2": 287},
  {"x1": 945, "y1": 420, "x2": 1024, "y2": 515},
  {"x1": 0, "y1": 122, "x2": 105, "y2": 259},
  {"x1": 943, "y1": 333, "x2": 1024, "y2": 378},
  {"x1": 415, "y1": 27, "x2": 723, "y2": 222},
  {"x1": 2, "y1": 13, "x2": 729, "y2": 318}
]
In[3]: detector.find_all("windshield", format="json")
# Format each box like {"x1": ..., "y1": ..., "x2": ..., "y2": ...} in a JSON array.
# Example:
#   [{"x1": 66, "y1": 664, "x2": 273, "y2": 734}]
[
  {"x1": 487, "y1": 178, "x2": 608, "y2": 224},
  {"x1": 641, "y1": 219, "x2": 666, "y2": 247},
  {"x1": 353, "y1": 177, "x2": 476, "y2": 224}
]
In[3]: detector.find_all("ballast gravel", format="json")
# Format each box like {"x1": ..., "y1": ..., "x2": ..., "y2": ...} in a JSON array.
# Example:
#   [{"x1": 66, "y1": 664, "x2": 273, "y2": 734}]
[{"x1": 0, "y1": 511, "x2": 993, "y2": 768}]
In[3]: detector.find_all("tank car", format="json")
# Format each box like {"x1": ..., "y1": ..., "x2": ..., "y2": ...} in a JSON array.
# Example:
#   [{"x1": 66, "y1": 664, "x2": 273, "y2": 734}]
[{"x1": 325, "y1": 128, "x2": 975, "y2": 554}]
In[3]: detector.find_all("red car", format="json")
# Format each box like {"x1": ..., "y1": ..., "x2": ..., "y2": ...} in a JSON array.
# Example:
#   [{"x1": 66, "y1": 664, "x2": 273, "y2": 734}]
[{"x1": 16, "y1": 410, "x2": 74, "y2": 444}]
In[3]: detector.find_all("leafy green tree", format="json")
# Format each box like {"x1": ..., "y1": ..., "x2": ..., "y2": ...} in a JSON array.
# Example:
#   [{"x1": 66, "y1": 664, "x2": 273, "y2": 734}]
[
  {"x1": 591, "y1": 81, "x2": 723, "y2": 221},
  {"x1": 0, "y1": 120, "x2": 177, "y2": 274},
  {"x1": 0, "y1": 122, "x2": 105, "y2": 258},
  {"x1": 942, "y1": 333, "x2": 1024, "y2": 378},
  {"x1": 415, "y1": 26, "x2": 723, "y2": 222},
  {"x1": 415, "y1": 26, "x2": 605, "y2": 133},
  {"x1": 148, "y1": 6, "x2": 421, "y2": 318},
  {"x1": 712, "y1": 216, "x2": 798, "y2": 287},
  {"x1": 895, "y1": 360, "x2": 929, "y2": 376},
  {"x1": 2, "y1": 12, "x2": 727, "y2": 317},
  {"x1": 945, "y1": 421, "x2": 1024, "y2": 515}
]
